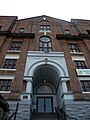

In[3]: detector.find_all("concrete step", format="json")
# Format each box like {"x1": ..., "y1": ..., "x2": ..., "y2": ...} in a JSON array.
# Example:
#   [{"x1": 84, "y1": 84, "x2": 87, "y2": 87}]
[{"x1": 31, "y1": 113, "x2": 57, "y2": 120}]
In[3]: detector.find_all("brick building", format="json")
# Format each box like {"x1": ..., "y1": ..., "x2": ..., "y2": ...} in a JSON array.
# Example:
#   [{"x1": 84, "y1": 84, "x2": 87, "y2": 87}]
[{"x1": 0, "y1": 15, "x2": 90, "y2": 120}]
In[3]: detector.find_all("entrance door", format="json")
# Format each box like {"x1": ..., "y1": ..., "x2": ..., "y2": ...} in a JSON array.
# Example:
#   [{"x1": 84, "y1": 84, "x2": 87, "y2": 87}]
[{"x1": 37, "y1": 97, "x2": 53, "y2": 113}]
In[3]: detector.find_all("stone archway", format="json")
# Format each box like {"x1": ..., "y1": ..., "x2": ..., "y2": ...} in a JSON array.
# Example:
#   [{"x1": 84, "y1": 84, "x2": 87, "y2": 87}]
[
  {"x1": 32, "y1": 64, "x2": 61, "y2": 113},
  {"x1": 33, "y1": 64, "x2": 60, "y2": 94},
  {"x1": 24, "y1": 51, "x2": 69, "y2": 113}
]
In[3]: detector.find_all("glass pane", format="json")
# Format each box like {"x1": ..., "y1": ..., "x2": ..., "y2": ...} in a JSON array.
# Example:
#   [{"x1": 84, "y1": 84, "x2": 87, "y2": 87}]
[
  {"x1": 40, "y1": 42, "x2": 43, "y2": 47},
  {"x1": 40, "y1": 37, "x2": 50, "y2": 42},
  {"x1": 44, "y1": 43, "x2": 47, "y2": 47},
  {"x1": 48, "y1": 42, "x2": 51, "y2": 47},
  {"x1": 45, "y1": 98, "x2": 52, "y2": 113},
  {"x1": 38, "y1": 98, "x2": 44, "y2": 113}
]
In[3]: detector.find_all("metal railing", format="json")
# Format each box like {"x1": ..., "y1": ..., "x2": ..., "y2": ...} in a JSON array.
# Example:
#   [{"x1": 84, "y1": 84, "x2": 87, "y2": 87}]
[
  {"x1": 7, "y1": 102, "x2": 19, "y2": 120},
  {"x1": 55, "y1": 106, "x2": 78, "y2": 120}
]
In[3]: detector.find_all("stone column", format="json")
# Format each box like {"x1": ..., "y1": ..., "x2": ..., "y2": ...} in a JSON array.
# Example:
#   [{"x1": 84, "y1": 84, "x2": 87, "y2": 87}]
[
  {"x1": 62, "y1": 81, "x2": 68, "y2": 93},
  {"x1": 26, "y1": 80, "x2": 32, "y2": 93},
  {"x1": 24, "y1": 77, "x2": 33, "y2": 102}
]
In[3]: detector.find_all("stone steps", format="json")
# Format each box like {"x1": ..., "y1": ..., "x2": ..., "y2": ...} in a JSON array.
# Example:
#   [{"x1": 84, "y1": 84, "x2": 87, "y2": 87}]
[{"x1": 31, "y1": 113, "x2": 57, "y2": 120}]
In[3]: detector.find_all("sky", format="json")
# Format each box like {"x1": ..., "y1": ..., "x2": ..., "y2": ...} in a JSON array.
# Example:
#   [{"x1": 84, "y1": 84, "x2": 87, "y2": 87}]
[{"x1": 0, "y1": 0, "x2": 90, "y2": 21}]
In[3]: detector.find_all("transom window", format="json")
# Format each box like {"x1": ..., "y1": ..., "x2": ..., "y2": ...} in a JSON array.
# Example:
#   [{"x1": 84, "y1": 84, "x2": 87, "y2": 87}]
[
  {"x1": 3, "y1": 59, "x2": 17, "y2": 69},
  {"x1": 39, "y1": 36, "x2": 52, "y2": 52},
  {"x1": 81, "y1": 81, "x2": 90, "y2": 92},
  {"x1": 69, "y1": 43, "x2": 80, "y2": 52},
  {"x1": 0, "y1": 80, "x2": 12, "y2": 91},
  {"x1": 39, "y1": 25, "x2": 51, "y2": 32},
  {"x1": 74, "y1": 60, "x2": 87, "y2": 69},
  {"x1": 9, "y1": 42, "x2": 22, "y2": 50}
]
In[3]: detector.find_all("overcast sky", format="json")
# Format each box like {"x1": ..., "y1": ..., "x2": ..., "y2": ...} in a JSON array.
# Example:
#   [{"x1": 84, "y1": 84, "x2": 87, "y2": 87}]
[{"x1": 0, "y1": 0, "x2": 90, "y2": 21}]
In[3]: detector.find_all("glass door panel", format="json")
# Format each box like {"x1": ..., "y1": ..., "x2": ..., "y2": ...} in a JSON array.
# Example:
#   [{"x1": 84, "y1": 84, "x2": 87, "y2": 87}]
[
  {"x1": 45, "y1": 98, "x2": 52, "y2": 113},
  {"x1": 37, "y1": 97, "x2": 53, "y2": 113},
  {"x1": 38, "y1": 98, "x2": 44, "y2": 113}
]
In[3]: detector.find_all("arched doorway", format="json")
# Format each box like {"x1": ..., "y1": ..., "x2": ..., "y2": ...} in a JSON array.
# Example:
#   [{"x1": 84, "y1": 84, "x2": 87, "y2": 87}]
[
  {"x1": 32, "y1": 64, "x2": 60, "y2": 113},
  {"x1": 24, "y1": 51, "x2": 69, "y2": 114}
]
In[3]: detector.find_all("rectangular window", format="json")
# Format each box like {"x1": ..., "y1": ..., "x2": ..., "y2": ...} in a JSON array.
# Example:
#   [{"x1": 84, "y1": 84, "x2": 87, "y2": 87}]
[
  {"x1": 19, "y1": 28, "x2": 24, "y2": 33},
  {"x1": 40, "y1": 25, "x2": 43, "y2": 32},
  {"x1": 0, "y1": 80, "x2": 12, "y2": 91},
  {"x1": 0, "y1": 26, "x2": 3, "y2": 30},
  {"x1": 9, "y1": 42, "x2": 22, "y2": 50},
  {"x1": 65, "y1": 30, "x2": 71, "y2": 35},
  {"x1": 69, "y1": 43, "x2": 80, "y2": 52},
  {"x1": 74, "y1": 60, "x2": 87, "y2": 69},
  {"x1": 81, "y1": 81, "x2": 90, "y2": 92},
  {"x1": 47, "y1": 25, "x2": 51, "y2": 32},
  {"x1": 3, "y1": 59, "x2": 17, "y2": 69},
  {"x1": 39, "y1": 25, "x2": 51, "y2": 32},
  {"x1": 86, "y1": 30, "x2": 90, "y2": 34}
]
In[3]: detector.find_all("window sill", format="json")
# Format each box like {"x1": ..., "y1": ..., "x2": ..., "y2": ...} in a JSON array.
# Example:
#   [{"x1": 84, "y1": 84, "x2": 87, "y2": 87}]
[
  {"x1": 70, "y1": 52, "x2": 83, "y2": 55},
  {"x1": 7, "y1": 50, "x2": 21, "y2": 53},
  {"x1": 82, "y1": 92, "x2": 90, "y2": 94},
  {"x1": 0, "y1": 91, "x2": 11, "y2": 93},
  {"x1": 39, "y1": 31, "x2": 51, "y2": 32},
  {"x1": 0, "y1": 68, "x2": 16, "y2": 71}
]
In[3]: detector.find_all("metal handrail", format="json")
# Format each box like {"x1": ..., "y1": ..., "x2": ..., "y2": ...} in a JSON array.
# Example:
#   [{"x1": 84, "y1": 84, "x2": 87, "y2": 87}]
[
  {"x1": 55, "y1": 107, "x2": 64, "y2": 120},
  {"x1": 7, "y1": 102, "x2": 19, "y2": 120},
  {"x1": 55, "y1": 106, "x2": 78, "y2": 120}
]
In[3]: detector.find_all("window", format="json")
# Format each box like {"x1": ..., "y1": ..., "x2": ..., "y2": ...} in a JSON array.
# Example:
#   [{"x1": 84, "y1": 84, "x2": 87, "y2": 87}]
[
  {"x1": 86, "y1": 30, "x2": 90, "y2": 34},
  {"x1": 40, "y1": 20, "x2": 49, "y2": 23},
  {"x1": 0, "y1": 26, "x2": 3, "y2": 30},
  {"x1": 19, "y1": 28, "x2": 24, "y2": 33},
  {"x1": 9, "y1": 42, "x2": 22, "y2": 50},
  {"x1": 39, "y1": 36, "x2": 52, "y2": 52},
  {"x1": 81, "y1": 81, "x2": 90, "y2": 92},
  {"x1": 3, "y1": 59, "x2": 17, "y2": 69},
  {"x1": 69, "y1": 43, "x2": 80, "y2": 52},
  {"x1": 0, "y1": 80, "x2": 11, "y2": 91},
  {"x1": 65, "y1": 30, "x2": 71, "y2": 35},
  {"x1": 39, "y1": 25, "x2": 51, "y2": 32},
  {"x1": 74, "y1": 60, "x2": 87, "y2": 69},
  {"x1": 23, "y1": 96, "x2": 28, "y2": 99}
]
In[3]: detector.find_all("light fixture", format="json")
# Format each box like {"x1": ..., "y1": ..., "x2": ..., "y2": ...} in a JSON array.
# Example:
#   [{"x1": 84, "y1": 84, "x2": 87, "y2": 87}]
[{"x1": 44, "y1": 80, "x2": 46, "y2": 83}]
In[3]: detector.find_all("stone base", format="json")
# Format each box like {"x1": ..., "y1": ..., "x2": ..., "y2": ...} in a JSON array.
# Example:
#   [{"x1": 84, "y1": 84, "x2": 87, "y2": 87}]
[
  {"x1": 64, "y1": 101, "x2": 90, "y2": 120},
  {"x1": 8, "y1": 100, "x2": 31, "y2": 120}
]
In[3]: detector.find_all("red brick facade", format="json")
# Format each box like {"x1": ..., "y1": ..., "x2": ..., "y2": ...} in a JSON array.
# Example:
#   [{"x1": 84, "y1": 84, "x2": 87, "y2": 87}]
[{"x1": 0, "y1": 15, "x2": 90, "y2": 101}]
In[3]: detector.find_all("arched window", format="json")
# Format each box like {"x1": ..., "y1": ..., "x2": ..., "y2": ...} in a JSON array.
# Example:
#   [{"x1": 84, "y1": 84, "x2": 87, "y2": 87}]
[
  {"x1": 39, "y1": 36, "x2": 52, "y2": 52},
  {"x1": 40, "y1": 20, "x2": 49, "y2": 23}
]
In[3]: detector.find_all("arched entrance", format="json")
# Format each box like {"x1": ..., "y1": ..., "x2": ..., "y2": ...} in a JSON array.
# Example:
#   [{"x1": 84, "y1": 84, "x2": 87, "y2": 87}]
[
  {"x1": 24, "y1": 51, "x2": 69, "y2": 114},
  {"x1": 32, "y1": 64, "x2": 60, "y2": 113}
]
